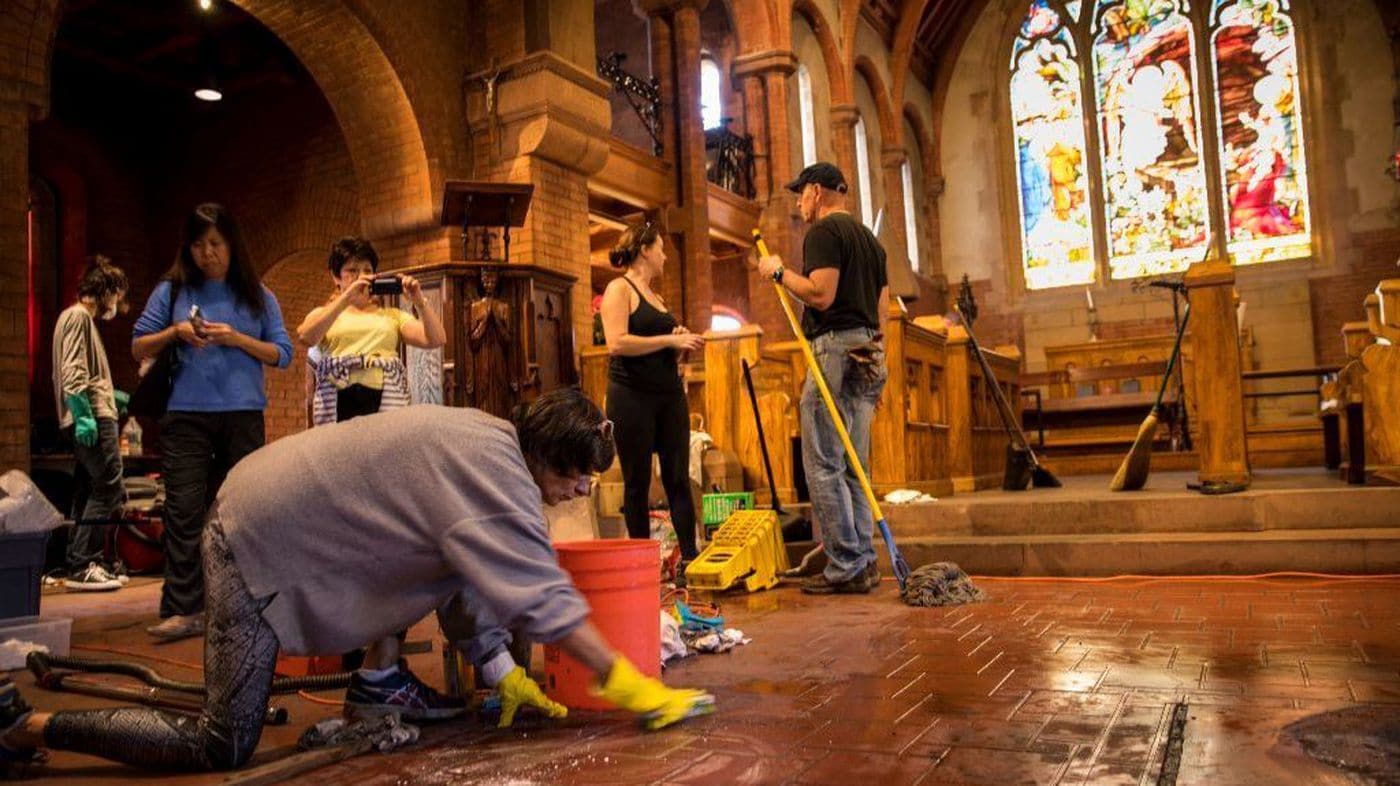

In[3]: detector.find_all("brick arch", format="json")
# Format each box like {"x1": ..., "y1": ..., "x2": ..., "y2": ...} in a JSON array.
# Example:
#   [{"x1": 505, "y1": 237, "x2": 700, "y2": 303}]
[
  {"x1": 902, "y1": 103, "x2": 936, "y2": 192},
  {"x1": 793, "y1": 0, "x2": 850, "y2": 104},
  {"x1": 854, "y1": 56, "x2": 899, "y2": 146},
  {"x1": 260, "y1": 249, "x2": 333, "y2": 443},
  {"x1": 232, "y1": 0, "x2": 435, "y2": 240}
]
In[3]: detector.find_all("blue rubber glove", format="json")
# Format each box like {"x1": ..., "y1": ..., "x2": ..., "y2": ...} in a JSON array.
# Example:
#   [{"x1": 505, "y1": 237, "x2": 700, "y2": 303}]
[
  {"x1": 113, "y1": 389, "x2": 130, "y2": 417},
  {"x1": 66, "y1": 393, "x2": 98, "y2": 447}
]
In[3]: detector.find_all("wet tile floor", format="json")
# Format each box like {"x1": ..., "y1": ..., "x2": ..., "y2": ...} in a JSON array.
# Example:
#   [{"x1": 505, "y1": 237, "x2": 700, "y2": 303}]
[{"x1": 14, "y1": 575, "x2": 1400, "y2": 784}]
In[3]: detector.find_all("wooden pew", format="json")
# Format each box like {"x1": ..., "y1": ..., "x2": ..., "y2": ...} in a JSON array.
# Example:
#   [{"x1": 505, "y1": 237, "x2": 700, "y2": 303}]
[
  {"x1": 1356, "y1": 279, "x2": 1400, "y2": 484},
  {"x1": 1019, "y1": 361, "x2": 1177, "y2": 453}
]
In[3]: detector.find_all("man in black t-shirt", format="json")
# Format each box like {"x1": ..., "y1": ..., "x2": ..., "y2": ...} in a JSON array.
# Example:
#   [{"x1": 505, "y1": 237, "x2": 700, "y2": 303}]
[{"x1": 753, "y1": 162, "x2": 889, "y2": 595}]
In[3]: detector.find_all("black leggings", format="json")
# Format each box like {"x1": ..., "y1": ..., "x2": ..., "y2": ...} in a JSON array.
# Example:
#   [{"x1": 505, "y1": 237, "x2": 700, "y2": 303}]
[
  {"x1": 606, "y1": 381, "x2": 698, "y2": 560},
  {"x1": 45, "y1": 514, "x2": 279, "y2": 770}
]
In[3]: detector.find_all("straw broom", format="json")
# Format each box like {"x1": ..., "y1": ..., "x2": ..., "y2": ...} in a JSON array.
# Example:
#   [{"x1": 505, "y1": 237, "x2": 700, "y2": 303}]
[{"x1": 1109, "y1": 303, "x2": 1191, "y2": 492}]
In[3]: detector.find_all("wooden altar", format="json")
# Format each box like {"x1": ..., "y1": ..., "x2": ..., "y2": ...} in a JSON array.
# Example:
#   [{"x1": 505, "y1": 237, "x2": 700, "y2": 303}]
[{"x1": 393, "y1": 262, "x2": 577, "y2": 416}]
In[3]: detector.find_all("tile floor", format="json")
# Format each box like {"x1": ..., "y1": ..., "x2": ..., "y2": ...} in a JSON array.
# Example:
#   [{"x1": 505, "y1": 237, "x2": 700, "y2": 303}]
[{"x1": 10, "y1": 574, "x2": 1400, "y2": 784}]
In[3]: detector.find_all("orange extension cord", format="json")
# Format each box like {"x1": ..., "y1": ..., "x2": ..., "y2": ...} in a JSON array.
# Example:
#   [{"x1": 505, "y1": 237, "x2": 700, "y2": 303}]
[{"x1": 875, "y1": 570, "x2": 1400, "y2": 585}]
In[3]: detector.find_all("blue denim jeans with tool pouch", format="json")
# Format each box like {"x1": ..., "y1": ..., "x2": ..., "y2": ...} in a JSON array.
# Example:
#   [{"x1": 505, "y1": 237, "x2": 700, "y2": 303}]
[{"x1": 800, "y1": 326, "x2": 888, "y2": 583}]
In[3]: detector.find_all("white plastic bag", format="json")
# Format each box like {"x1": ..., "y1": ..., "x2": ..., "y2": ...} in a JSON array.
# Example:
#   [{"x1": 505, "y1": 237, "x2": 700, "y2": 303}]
[{"x1": 0, "y1": 470, "x2": 63, "y2": 535}]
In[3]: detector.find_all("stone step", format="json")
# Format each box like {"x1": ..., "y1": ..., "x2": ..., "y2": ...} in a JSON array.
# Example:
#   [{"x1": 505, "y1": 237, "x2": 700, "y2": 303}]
[
  {"x1": 875, "y1": 527, "x2": 1400, "y2": 577},
  {"x1": 882, "y1": 485, "x2": 1400, "y2": 537}
]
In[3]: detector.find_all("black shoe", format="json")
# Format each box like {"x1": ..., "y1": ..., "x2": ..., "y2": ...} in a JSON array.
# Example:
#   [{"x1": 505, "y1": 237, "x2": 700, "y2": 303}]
[
  {"x1": 344, "y1": 662, "x2": 466, "y2": 721},
  {"x1": 864, "y1": 562, "x2": 881, "y2": 590},
  {"x1": 801, "y1": 573, "x2": 871, "y2": 595}
]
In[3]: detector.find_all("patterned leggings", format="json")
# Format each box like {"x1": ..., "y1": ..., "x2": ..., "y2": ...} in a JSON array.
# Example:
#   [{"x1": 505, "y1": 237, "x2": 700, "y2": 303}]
[{"x1": 44, "y1": 514, "x2": 280, "y2": 770}]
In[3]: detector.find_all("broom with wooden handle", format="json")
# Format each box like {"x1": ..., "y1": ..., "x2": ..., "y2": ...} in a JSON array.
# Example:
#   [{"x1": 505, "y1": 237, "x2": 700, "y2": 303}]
[
  {"x1": 1109, "y1": 303, "x2": 1191, "y2": 491},
  {"x1": 752, "y1": 228, "x2": 912, "y2": 589}
]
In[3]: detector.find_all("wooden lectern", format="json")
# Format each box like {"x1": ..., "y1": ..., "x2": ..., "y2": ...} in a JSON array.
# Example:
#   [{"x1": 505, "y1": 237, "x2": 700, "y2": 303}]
[{"x1": 394, "y1": 181, "x2": 577, "y2": 416}]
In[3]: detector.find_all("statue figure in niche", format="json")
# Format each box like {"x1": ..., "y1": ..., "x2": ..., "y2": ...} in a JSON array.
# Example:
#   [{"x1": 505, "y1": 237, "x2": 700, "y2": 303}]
[{"x1": 469, "y1": 267, "x2": 513, "y2": 417}]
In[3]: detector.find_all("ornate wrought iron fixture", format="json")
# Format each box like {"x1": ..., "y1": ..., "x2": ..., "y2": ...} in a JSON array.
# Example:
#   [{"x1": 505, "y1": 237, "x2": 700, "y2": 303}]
[
  {"x1": 597, "y1": 51, "x2": 663, "y2": 156},
  {"x1": 704, "y1": 120, "x2": 756, "y2": 200}
]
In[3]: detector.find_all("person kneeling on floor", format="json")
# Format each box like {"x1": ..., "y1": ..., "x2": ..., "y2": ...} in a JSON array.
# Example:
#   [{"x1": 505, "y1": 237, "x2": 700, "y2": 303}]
[{"x1": 0, "y1": 388, "x2": 714, "y2": 771}]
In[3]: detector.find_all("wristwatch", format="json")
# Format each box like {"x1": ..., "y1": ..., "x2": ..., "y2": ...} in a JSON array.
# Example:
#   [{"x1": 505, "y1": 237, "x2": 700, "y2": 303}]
[{"x1": 772, "y1": 266, "x2": 784, "y2": 284}]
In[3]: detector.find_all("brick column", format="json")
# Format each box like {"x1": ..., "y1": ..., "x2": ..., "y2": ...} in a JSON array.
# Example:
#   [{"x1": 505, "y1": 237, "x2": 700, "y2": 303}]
[
  {"x1": 0, "y1": 100, "x2": 31, "y2": 472},
  {"x1": 458, "y1": 0, "x2": 614, "y2": 348},
  {"x1": 661, "y1": 0, "x2": 714, "y2": 333},
  {"x1": 733, "y1": 49, "x2": 798, "y2": 338},
  {"x1": 830, "y1": 103, "x2": 860, "y2": 206}
]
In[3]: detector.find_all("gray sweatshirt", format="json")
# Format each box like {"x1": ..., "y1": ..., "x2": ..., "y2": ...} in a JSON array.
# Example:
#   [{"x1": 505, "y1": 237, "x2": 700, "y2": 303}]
[
  {"x1": 52, "y1": 304, "x2": 117, "y2": 428},
  {"x1": 217, "y1": 405, "x2": 591, "y2": 656}
]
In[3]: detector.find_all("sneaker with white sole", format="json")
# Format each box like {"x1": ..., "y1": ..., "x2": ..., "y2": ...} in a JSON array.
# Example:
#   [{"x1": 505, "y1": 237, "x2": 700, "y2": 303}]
[
  {"x1": 344, "y1": 662, "x2": 466, "y2": 721},
  {"x1": 64, "y1": 562, "x2": 122, "y2": 592}
]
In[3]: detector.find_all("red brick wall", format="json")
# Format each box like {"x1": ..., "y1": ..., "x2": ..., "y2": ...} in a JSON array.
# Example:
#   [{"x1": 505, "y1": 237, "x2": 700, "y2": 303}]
[
  {"x1": 1310, "y1": 231, "x2": 1400, "y2": 366},
  {"x1": 262, "y1": 250, "x2": 329, "y2": 442}
]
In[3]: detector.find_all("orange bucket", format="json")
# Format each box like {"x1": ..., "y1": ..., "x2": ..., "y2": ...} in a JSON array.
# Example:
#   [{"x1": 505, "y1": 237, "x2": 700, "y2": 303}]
[{"x1": 544, "y1": 539, "x2": 660, "y2": 710}]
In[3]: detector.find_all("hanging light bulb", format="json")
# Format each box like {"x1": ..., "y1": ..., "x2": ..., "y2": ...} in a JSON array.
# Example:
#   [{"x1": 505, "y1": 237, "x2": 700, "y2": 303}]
[
  {"x1": 198, "y1": 0, "x2": 214, "y2": 11},
  {"x1": 194, "y1": 71, "x2": 222, "y2": 102}
]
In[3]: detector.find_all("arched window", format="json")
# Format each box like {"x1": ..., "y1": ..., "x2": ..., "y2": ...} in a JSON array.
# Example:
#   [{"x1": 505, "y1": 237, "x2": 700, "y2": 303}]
[
  {"x1": 797, "y1": 65, "x2": 818, "y2": 167},
  {"x1": 700, "y1": 57, "x2": 723, "y2": 130},
  {"x1": 1006, "y1": 0, "x2": 1312, "y2": 290},
  {"x1": 901, "y1": 160, "x2": 920, "y2": 270},
  {"x1": 1211, "y1": 0, "x2": 1310, "y2": 265},
  {"x1": 854, "y1": 115, "x2": 874, "y2": 227}
]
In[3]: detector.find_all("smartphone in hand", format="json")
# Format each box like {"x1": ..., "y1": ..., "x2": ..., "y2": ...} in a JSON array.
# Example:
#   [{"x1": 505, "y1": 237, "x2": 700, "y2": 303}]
[{"x1": 189, "y1": 304, "x2": 209, "y2": 338}]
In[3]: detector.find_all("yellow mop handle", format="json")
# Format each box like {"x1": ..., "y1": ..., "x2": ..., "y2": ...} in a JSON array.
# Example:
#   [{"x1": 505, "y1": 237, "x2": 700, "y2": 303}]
[{"x1": 753, "y1": 230, "x2": 885, "y2": 523}]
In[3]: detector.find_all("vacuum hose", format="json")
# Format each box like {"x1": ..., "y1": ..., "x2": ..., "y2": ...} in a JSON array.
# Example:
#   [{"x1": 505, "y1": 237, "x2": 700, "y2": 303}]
[{"x1": 27, "y1": 651, "x2": 354, "y2": 694}]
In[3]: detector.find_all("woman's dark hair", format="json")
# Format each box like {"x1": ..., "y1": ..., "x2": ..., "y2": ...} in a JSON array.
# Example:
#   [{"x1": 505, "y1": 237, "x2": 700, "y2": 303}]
[
  {"x1": 510, "y1": 387, "x2": 616, "y2": 476},
  {"x1": 328, "y1": 235, "x2": 380, "y2": 277},
  {"x1": 166, "y1": 203, "x2": 264, "y2": 316},
  {"x1": 76, "y1": 255, "x2": 128, "y2": 301},
  {"x1": 608, "y1": 220, "x2": 661, "y2": 268}
]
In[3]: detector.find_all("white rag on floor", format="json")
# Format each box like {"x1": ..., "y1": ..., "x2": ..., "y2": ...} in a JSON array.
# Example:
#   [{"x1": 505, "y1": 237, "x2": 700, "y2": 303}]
[{"x1": 883, "y1": 488, "x2": 937, "y2": 504}]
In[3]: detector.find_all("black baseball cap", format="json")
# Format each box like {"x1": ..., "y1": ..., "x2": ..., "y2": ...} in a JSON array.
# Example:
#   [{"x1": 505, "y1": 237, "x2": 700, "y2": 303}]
[{"x1": 785, "y1": 162, "x2": 848, "y2": 194}]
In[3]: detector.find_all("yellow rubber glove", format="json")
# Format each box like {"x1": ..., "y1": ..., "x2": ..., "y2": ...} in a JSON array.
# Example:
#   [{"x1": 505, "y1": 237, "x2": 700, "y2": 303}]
[
  {"x1": 497, "y1": 666, "x2": 568, "y2": 728},
  {"x1": 592, "y1": 657, "x2": 716, "y2": 731}
]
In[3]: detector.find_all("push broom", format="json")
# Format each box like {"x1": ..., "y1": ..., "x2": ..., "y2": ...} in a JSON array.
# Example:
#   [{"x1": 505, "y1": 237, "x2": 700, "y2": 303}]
[{"x1": 751, "y1": 229, "x2": 912, "y2": 590}]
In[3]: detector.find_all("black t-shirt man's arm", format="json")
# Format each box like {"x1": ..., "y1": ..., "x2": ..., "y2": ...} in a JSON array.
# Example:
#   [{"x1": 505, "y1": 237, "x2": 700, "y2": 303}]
[{"x1": 758, "y1": 222, "x2": 840, "y2": 310}]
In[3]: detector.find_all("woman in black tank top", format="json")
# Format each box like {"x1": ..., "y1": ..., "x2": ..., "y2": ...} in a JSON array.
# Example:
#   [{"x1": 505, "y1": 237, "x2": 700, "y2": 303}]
[{"x1": 599, "y1": 221, "x2": 706, "y2": 573}]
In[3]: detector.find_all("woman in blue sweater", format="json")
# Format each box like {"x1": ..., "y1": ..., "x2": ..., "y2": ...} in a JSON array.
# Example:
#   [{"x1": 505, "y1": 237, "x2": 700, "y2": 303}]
[{"x1": 132, "y1": 203, "x2": 293, "y2": 641}]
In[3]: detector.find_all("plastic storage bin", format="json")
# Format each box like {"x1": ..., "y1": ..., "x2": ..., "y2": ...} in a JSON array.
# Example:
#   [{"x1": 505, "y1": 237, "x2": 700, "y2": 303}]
[
  {"x1": 0, "y1": 531, "x2": 50, "y2": 619},
  {"x1": 0, "y1": 615, "x2": 71, "y2": 670}
]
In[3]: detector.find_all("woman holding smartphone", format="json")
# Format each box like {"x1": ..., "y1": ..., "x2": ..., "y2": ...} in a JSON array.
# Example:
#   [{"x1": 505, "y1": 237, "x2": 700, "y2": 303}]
[
  {"x1": 296, "y1": 236, "x2": 445, "y2": 424},
  {"x1": 132, "y1": 203, "x2": 294, "y2": 641}
]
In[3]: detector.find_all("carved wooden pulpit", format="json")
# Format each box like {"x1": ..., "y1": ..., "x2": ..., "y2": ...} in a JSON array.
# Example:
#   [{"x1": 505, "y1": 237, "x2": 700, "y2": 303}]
[{"x1": 393, "y1": 182, "x2": 577, "y2": 416}]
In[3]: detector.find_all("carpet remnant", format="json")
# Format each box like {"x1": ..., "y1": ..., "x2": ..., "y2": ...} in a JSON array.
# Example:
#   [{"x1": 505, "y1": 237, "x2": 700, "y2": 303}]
[{"x1": 1280, "y1": 705, "x2": 1400, "y2": 786}]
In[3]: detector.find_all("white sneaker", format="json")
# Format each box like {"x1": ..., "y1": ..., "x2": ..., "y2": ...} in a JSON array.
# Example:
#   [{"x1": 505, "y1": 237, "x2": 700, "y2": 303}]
[{"x1": 63, "y1": 562, "x2": 122, "y2": 592}]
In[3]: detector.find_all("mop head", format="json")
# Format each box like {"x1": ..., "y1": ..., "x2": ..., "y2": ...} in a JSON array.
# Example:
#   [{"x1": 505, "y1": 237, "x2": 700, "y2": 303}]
[
  {"x1": 298, "y1": 713, "x2": 420, "y2": 754},
  {"x1": 899, "y1": 562, "x2": 986, "y2": 607}
]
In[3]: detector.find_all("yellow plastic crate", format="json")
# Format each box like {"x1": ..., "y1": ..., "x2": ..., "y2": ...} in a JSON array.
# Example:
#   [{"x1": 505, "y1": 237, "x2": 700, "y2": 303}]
[{"x1": 684, "y1": 509, "x2": 789, "y2": 592}]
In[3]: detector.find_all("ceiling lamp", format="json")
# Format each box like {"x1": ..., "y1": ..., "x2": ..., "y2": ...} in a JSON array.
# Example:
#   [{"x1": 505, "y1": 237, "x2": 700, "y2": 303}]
[
  {"x1": 198, "y1": 0, "x2": 214, "y2": 10},
  {"x1": 194, "y1": 71, "x2": 222, "y2": 102}
]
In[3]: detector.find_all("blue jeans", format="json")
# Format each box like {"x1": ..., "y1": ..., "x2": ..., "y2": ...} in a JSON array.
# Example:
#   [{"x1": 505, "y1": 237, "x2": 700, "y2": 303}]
[{"x1": 800, "y1": 327, "x2": 887, "y2": 583}]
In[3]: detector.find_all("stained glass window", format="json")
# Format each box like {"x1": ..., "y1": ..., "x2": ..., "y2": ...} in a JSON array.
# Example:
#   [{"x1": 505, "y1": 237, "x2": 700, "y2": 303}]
[
  {"x1": 902, "y1": 160, "x2": 920, "y2": 270},
  {"x1": 1005, "y1": 0, "x2": 1312, "y2": 290},
  {"x1": 1093, "y1": 0, "x2": 1210, "y2": 279},
  {"x1": 1211, "y1": 0, "x2": 1310, "y2": 264},
  {"x1": 1010, "y1": 0, "x2": 1096, "y2": 289}
]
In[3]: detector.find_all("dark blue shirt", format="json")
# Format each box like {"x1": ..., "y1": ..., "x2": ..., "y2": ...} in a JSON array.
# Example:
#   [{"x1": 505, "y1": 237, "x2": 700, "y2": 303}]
[{"x1": 132, "y1": 280, "x2": 293, "y2": 412}]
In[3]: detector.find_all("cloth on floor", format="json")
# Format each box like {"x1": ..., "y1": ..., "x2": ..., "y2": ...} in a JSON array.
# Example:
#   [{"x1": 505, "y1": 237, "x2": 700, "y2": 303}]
[
  {"x1": 691, "y1": 629, "x2": 749, "y2": 654},
  {"x1": 661, "y1": 610, "x2": 689, "y2": 665},
  {"x1": 0, "y1": 639, "x2": 47, "y2": 671},
  {"x1": 297, "y1": 714, "x2": 420, "y2": 754},
  {"x1": 900, "y1": 561, "x2": 986, "y2": 607},
  {"x1": 883, "y1": 488, "x2": 937, "y2": 504}
]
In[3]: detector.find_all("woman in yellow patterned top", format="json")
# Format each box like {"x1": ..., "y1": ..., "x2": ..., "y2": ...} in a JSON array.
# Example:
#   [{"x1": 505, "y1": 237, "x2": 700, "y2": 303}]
[{"x1": 296, "y1": 236, "x2": 446, "y2": 423}]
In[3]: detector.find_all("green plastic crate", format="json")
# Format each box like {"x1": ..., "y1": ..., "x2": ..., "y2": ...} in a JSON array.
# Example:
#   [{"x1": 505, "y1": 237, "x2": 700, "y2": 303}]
[{"x1": 701, "y1": 492, "x2": 754, "y2": 527}]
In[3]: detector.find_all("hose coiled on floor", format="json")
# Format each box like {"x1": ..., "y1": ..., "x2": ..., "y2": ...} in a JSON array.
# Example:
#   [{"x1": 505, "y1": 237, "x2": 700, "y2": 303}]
[{"x1": 27, "y1": 651, "x2": 354, "y2": 694}]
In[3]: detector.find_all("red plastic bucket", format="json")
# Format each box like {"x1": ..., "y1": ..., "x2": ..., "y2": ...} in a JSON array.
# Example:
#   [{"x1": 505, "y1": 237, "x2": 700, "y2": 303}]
[{"x1": 544, "y1": 539, "x2": 660, "y2": 710}]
